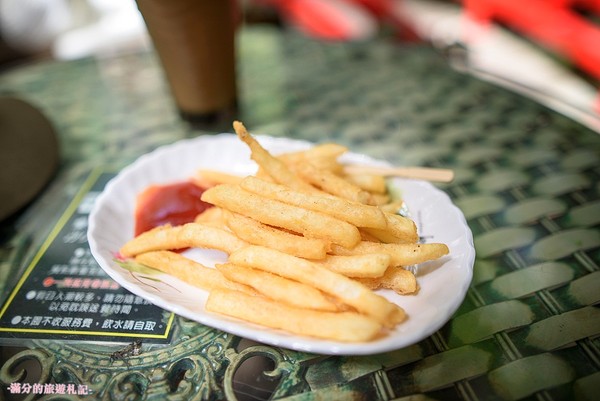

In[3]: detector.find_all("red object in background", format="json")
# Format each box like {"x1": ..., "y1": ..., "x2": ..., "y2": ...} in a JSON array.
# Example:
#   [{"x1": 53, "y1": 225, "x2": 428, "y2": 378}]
[
  {"x1": 463, "y1": 0, "x2": 600, "y2": 82},
  {"x1": 350, "y1": 0, "x2": 394, "y2": 17},
  {"x1": 43, "y1": 277, "x2": 55, "y2": 287},
  {"x1": 250, "y1": 0, "x2": 600, "y2": 111},
  {"x1": 256, "y1": 0, "x2": 421, "y2": 41},
  {"x1": 266, "y1": 0, "x2": 378, "y2": 40},
  {"x1": 134, "y1": 181, "x2": 212, "y2": 236}
]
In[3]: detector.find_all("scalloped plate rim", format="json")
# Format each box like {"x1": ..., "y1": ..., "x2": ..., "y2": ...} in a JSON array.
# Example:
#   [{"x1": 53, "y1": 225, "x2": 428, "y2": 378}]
[{"x1": 87, "y1": 133, "x2": 475, "y2": 355}]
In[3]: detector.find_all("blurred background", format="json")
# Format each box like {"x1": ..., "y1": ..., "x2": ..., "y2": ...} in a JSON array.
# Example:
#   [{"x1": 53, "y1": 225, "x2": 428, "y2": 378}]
[{"x1": 1, "y1": 0, "x2": 599, "y2": 131}]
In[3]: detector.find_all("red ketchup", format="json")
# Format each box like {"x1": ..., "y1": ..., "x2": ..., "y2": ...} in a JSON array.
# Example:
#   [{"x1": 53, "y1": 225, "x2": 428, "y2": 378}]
[{"x1": 134, "y1": 181, "x2": 212, "y2": 236}]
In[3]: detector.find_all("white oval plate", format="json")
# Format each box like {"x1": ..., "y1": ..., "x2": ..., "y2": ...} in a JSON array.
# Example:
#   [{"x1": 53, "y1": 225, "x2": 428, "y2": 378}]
[{"x1": 88, "y1": 134, "x2": 474, "y2": 355}]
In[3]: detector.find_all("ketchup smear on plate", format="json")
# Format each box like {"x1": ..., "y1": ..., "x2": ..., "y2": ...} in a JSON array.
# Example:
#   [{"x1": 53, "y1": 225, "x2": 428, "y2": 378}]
[{"x1": 134, "y1": 181, "x2": 213, "y2": 235}]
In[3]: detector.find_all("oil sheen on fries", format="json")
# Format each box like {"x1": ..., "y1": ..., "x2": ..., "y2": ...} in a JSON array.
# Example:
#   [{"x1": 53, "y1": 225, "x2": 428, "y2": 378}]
[
  {"x1": 357, "y1": 266, "x2": 419, "y2": 295},
  {"x1": 120, "y1": 222, "x2": 248, "y2": 257},
  {"x1": 331, "y1": 241, "x2": 449, "y2": 267},
  {"x1": 233, "y1": 121, "x2": 317, "y2": 194},
  {"x1": 135, "y1": 251, "x2": 256, "y2": 295},
  {"x1": 239, "y1": 176, "x2": 388, "y2": 229},
  {"x1": 316, "y1": 253, "x2": 391, "y2": 278},
  {"x1": 217, "y1": 263, "x2": 339, "y2": 312},
  {"x1": 228, "y1": 246, "x2": 405, "y2": 326},
  {"x1": 224, "y1": 211, "x2": 329, "y2": 259},
  {"x1": 206, "y1": 289, "x2": 383, "y2": 342},
  {"x1": 201, "y1": 184, "x2": 362, "y2": 249}
]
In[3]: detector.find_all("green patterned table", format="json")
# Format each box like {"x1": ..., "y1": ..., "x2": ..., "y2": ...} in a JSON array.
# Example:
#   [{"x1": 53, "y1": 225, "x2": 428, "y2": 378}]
[{"x1": 0, "y1": 26, "x2": 599, "y2": 401}]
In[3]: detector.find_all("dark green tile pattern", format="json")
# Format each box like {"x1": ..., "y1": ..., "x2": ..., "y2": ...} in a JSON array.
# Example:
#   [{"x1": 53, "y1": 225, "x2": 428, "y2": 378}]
[{"x1": 0, "y1": 26, "x2": 598, "y2": 400}]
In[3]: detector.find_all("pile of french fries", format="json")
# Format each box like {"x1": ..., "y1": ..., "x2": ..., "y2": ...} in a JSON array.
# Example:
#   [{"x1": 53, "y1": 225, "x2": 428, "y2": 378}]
[{"x1": 119, "y1": 121, "x2": 449, "y2": 342}]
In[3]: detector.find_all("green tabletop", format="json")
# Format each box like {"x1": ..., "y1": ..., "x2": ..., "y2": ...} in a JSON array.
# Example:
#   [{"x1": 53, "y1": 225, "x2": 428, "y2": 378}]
[{"x1": 0, "y1": 26, "x2": 599, "y2": 401}]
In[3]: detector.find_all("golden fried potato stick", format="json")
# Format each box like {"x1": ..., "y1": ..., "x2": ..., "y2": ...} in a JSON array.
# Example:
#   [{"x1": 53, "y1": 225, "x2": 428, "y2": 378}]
[
  {"x1": 135, "y1": 251, "x2": 256, "y2": 295},
  {"x1": 194, "y1": 207, "x2": 227, "y2": 228},
  {"x1": 343, "y1": 172, "x2": 387, "y2": 194},
  {"x1": 216, "y1": 263, "x2": 339, "y2": 312},
  {"x1": 331, "y1": 241, "x2": 449, "y2": 267},
  {"x1": 224, "y1": 212, "x2": 329, "y2": 259},
  {"x1": 120, "y1": 222, "x2": 248, "y2": 257},
  {"x1": 367, "y1": 193, "x2": 391, "y2": 206},
  {"x1": 278, "y1": 143, "x2": 348, "y2": 174},
  {"x1": 206, "y1": 288, "x2": 384, "y2": 342},
  {"x1": 239, "y1": 176, "x2": 388, "y2": 229},
  {"x1": 383, "y1": 214, "x2": 419, "y2": 242},
  {"x1": 233, "y1": 121, "x2": 317, "y2": 193},
  {"x1": 280, "y1": 142, "x2": 348, "y2": 162},
  {"x1": 359, "y1": 228, "x2": 400, "y2": 244},
  {"x1": 201, "y1": 184, "x2": 361, "y2": 249},
  {"x1": 378, "y1": 200, "x2": 407, "y2": 215},
  {"x1": 228, "y1": 245, "x2": 405, "y2": 326},
  {"x1": 193, "y1": 169, "x2": 243, "y2": 187},
  {"x1": 360, "y1": 213, "x2": 418, "y2": 244},
  {"x1": 356, "y1": 266, "x2": 419, "y2": 295},
  {"x1": 315, "y1": 253, "x2": 391, "y2": 278},
  {"x1": 293, "y1": 162, "x2": 372, "y2": 204}
]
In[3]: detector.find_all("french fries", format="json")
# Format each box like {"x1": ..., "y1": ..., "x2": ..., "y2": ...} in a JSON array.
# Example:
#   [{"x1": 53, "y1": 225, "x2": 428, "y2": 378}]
[
  {"x1": 216, "y1": 263, "x2": 339, "y2": 312},
  {"x1": 119, "y1": 120, "x2": 452, "y2": 343},
  {"x1": 233, "y1": 121, "x2": 317, "y2": 194},
  {"x1": 360, "y1": 213, "x2": 418, "y2": 244},
  {"x1": 293, "y1": 162, "x2": 373, "y2": 204},
  {"x1": 224, "y1": 211, "x2": 330, "y2": 259},
  {"x1": 201, "y1": 184, "x2": 362, "y2": 249},
  {"x1": 120, "y1": 222, "x2": 248, "y2": 257},
  {"x1": 239, "y1": 176, "x2": 388, "y2": 229},
  {"x1": 193, "y1": 169, "x2": 243, "y2": 187},
  {"x1": 343, "y1": 172, "x2": 387, "y2": 194},
  {"x1": 193, "y1": 206, "x2": 227, "y2": 227},
  {"x1": 278, "y1": 143, "x2": 347, "y2": 174},
  {"x1": 315, "y1": 254, "x2": 391, "y2": 278},
  {"x1": 356, "y1": 266, "x2": 419, "y2": 295},
  {"x1": 206, "y1": 289, "x2": 382, "y2": 342},
  {"x1": 331, "y1": 241, "x2": 449, "y2": 267},
  {"x1": 135, "y1": 251, "x2": 256, "y2": 295},
  {"x1": 228, "y1": 245, "x2": 404, "y2": 326}
]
